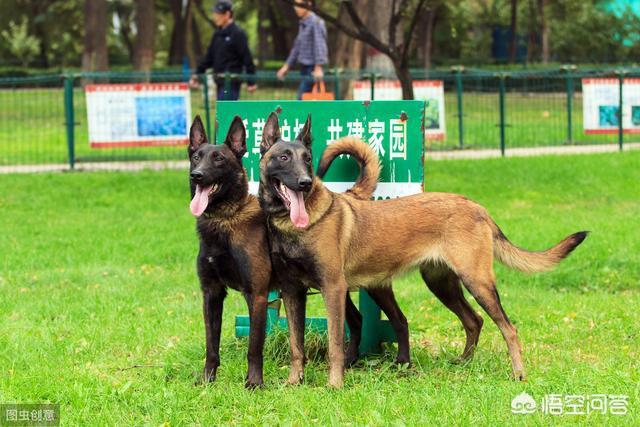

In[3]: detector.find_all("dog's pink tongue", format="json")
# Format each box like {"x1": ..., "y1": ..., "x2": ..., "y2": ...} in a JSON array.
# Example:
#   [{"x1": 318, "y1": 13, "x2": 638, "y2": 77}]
[
  {"x1": 190, "y1": 184, "x2": 213, "y2": 217},
  {"x1": 285, "y1": 186, "x2": 309, "y2": 228}
]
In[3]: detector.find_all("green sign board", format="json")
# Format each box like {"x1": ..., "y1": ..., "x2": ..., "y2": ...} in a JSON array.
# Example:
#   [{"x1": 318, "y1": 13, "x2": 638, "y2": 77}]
[{"x1": 216, "y1": 100, "x2": 425, "y2": 198}]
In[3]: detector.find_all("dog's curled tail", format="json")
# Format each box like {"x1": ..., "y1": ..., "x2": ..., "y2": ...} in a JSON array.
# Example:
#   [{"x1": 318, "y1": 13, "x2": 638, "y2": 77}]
[
  {"x1": 316, "y1": 136, "x2": 381, "y2": 200},
  {"x1": 491, "y1": 224, "x2": 588, "y2": 273}
]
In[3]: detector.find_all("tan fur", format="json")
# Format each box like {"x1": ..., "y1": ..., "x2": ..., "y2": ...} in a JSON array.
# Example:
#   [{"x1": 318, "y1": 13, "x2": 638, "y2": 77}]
[
  {"x1": 283, "y1": 183, "x2": 582, "y2": 284},
  {"x1": 270, "y1": 172, "x2": 586, "y2": 386},
  {"x1": 316, "y1": 136, "x2": 381, "y2": 200},
  {"x1": 491, "y1": 223, "x2": 586, "y2": 273}
]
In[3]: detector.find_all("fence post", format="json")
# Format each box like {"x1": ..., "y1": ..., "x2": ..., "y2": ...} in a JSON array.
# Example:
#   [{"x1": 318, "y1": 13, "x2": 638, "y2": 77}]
[
  {"x1": 453, "y1": 66, "x2": 464, "y2": 149},
  {"x1": 63, "y1": 75, "x2": 75, "y2": 170},
  {"x1": 498, "y1": 73, "x2": 507, "y2": 157},
  {"x1": 617, "y1": 70, "x2": 625, "y2": 151},
  {"x1": 369, "y1": 73, "x2": 376, "y2": 100},
  {"x1": 333, "y1": 67, "x2": 341, "y2": 100},
  {"x1": 562, "y1": 65, "x2": 576, "y2": 144},
  {"x1": 201, "y1": 73, "x2": 212, "y2": 138},
  {"x1": 223, "y1": 72, "x2": 231, "y2": 101}
]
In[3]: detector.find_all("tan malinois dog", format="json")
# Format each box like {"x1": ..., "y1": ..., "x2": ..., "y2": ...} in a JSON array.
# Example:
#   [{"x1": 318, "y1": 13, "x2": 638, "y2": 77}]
[{"x1": 258, "y1": 112, "x2": 588, "y2": 388}]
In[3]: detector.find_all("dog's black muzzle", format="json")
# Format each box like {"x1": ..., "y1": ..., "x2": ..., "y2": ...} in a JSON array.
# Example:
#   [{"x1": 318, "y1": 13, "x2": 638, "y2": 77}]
[{"x1": 190, "y1": 170, "x2": 205, "y2": 184}]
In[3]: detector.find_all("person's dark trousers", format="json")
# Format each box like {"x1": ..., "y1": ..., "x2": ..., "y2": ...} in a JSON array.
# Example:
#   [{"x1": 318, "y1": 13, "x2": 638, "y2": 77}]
[
  {"x1": 296, "y1": 65, "x2": 315, "y2": 100},
  {"x1": 216, "y1": 81, "x2": 241, "y2": 100}
]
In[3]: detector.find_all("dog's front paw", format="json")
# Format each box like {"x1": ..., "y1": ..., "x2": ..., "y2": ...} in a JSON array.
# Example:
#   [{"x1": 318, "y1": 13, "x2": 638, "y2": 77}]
[
  {"x1": 286, "y1": 370, "x2": 304, "y2": 385},
  {"x1": 193, "y1": 367, "x2": 216, "y2": 386},
  {"x1": 512, "y1": 369, "x2": 527, "y2": 382},
  {"x1": 201, "y1": 366, "x2": 217, "y2": 383},
  {"x1": 394, "y1": 356, "x2": 411, "y2": 367},
  {"x1": 245, "y1": 377, "x2": 264, "y2": 389}
]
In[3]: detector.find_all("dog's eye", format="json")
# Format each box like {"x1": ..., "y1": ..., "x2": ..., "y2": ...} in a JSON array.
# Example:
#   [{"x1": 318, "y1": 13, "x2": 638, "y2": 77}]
[
  {"x1": 304, "y1": 155, "x2": 312, "y2": 164},
  {"x1": 279, "y1": 155, "x2": 288, "y2": 161},
  {"x1": 193, "y1": 155, "x2": 200, "y2": 161},
  {"x1": 214, "y1": 154, "x2": 224, "y2": 162}
]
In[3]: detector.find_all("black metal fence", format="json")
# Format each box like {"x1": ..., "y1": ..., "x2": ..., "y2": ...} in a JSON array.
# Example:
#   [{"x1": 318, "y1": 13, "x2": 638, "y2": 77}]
[{"x1": 1, "y1": 67, "x2": 638, "y2": 169}]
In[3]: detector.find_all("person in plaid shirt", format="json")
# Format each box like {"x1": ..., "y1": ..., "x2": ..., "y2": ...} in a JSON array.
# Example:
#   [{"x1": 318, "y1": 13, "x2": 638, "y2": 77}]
[{"x1": 277, "y1": 0, "x2": 328, "y2": 99}]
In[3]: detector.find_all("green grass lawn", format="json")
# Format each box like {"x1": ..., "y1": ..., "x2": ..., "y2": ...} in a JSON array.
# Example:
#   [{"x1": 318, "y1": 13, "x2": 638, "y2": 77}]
[
  {"x1": 0, "y1": 82, "x2": 624, "y2": 165},
  {"x1": 0, "y1": 152, "x2": 638, "y2": 424}
]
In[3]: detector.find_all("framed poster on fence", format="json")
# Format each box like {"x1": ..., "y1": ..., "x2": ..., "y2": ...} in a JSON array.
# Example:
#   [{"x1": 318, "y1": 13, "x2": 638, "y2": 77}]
[
  {"x1": 352, "y1": 80, "x2": 445, "y2": 140},
  {"x1": 582, "y1": 78, "x2": 640, "y2": 134},
  {"x1": 85, "y1": 83, "x2": 191, "y2": 148}
]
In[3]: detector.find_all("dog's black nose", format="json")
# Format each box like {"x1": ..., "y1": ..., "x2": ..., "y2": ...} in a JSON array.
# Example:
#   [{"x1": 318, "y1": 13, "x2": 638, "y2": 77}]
[
  {"x1": 298, "y1": 177, "x2": 312, "y2": 190},
  {"x1": 190, "y1": 170, "x2": 204, "y2": 182}
]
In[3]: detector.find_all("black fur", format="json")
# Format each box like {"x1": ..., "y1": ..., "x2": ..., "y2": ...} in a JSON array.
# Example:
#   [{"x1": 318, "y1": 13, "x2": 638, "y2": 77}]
[{"x1": 189, "y1": 115, "x2": 269, "y2": 388}]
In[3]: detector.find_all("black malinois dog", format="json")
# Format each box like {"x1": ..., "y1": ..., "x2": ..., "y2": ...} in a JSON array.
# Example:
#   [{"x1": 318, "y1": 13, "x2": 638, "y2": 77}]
[
  {"x1": 188, "y1": 115, "x2": 408, "y2": 387},
  {"x1": 189, "y1": 115, "x2": 270, "y2": 388},
  {"x1": 258, "y1": 112, "x2": 587, "y2": 388}
]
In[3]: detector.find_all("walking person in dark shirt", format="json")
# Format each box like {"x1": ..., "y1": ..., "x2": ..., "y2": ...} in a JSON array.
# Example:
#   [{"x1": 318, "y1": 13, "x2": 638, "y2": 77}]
[
  {"x1": 276, "y1": 0, "x2": 328, "y2": 100},
  {"x1": 189, "y1": 1, "x2": 257, "y2": 100}
]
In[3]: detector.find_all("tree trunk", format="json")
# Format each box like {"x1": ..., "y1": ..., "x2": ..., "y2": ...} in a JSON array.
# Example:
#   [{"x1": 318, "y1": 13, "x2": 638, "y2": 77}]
[
  {"x1": 268, "y1": 1, "x2": 296, "y2": 59},
  {"x1": 31, "y1": 1, "x2": 48, "y2": 68},
  {"x1": 257, "y1": 0, "x2": 270, "y2": 65},
  {"x1": 364, "y1": 0, "x2": 396, "y2": 74},
  {"x1": 538, "y1": 0, "x2": 549, "y2": 63},
  {"x1": 393, "y1": 60, "x2": 414, "y2": 100},
  {"x1": 191, "y1": 14, "x2": 203, "y2": 59},
  {"x1": 423, "y1": 7, "x2": 438, "y2": 71},
  {"x1": 333, "y1": 0, "x2": 367, "y2": 98},
  {"x1": 133, "y1": 0, "x2": 155, "y2": 72},
  {"x1": 509, "y1": 0, "x2": 518, "y2": 63},
  {"x1": 168, "y1": 0, "x2": 188, "y2": 66},
  {"x1": 184, "y1": 1, "x2": 197, "y2": 69},
  {"x1": 82, "y1": 0, "x2": 109, "y2": 72}
]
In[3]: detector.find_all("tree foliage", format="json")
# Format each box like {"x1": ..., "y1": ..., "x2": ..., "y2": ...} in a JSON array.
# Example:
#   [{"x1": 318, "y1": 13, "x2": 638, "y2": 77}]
[
  {"x1": 0, "y1": 0, "x2": 638, "y2": 70},
  {"x1": 1, "y1": 17, "x2": 40, "y2": 67}
]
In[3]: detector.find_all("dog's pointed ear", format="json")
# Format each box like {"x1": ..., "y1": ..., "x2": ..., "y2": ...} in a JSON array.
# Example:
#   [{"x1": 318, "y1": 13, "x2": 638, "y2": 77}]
[
  {"x1": 223, "y1": 116, "x2": 246, "y2": 159},
  {"x1": 260, "y1": 112, "x2": 281, "y2": 155},
  {"x1": 296, "y1": 114, "x2": 312, "y2": 151},
  {"x1": 189, "y1": 115, "x2": 208, "y2": 156}
]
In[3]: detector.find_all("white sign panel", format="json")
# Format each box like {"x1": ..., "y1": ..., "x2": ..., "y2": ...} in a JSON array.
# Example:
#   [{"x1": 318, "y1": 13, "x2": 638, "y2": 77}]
[
  {"x1": 85, "y1": 83, "x2": 191, "y2": 148},
  {"x1": 582, "y1": 78, "x2": 640, "y2": 134},
  {"x1": 353, "y1": 80, "x2": 445, "y2": 140}
]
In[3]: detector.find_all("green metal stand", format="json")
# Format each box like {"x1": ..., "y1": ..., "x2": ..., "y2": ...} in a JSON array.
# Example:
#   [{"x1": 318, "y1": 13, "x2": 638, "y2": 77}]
[
  {"x1": 235, "y1": 289, "x2": 397, "y2": 355},
  {"x1": 357, "y1": 289, "x2": 397, "y2": 354}
]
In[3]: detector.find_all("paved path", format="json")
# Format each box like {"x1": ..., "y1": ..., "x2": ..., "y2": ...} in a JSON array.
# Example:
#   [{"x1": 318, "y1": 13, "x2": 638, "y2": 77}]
[
  {"x1": 0, "y1": 160, "x2": 189, "y2": 174},
  {"x1": 1, "y1": 142, "x2": 638, "y2": 174}
]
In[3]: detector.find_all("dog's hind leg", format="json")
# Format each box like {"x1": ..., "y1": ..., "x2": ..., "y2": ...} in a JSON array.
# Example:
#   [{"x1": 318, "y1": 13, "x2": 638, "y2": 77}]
[
  {"x1": 464, "y1": 280, "x2": 525, "y2": 380},
  {"x1": 420, "y1": 263, "x2": 483, "y2": 363},
  {"x1": 446, "y1": 250, "x2": 526, "y2": 380},
  {"x1": 365, "y1": 284, "x2": 411, "y2": 365},
  {"x1": 344, "y1": 292, "x2": 362, "y2": 368},
  {"x1": 281, "y1": 289, "x2": 307, "y2": 385}
]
